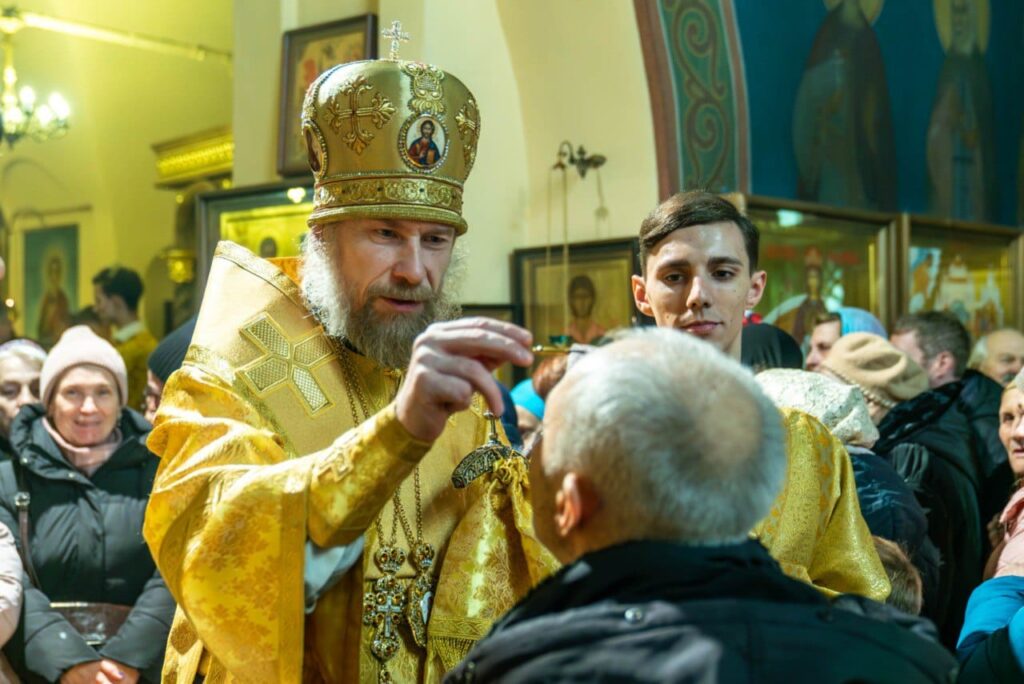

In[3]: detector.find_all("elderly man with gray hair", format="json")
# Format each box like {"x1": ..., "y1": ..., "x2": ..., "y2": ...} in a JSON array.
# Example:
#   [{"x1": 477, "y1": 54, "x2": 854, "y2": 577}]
[
  {"x1": 446, "y1": 328, "x2": 955, "y2": 684},
  {"x1": 970, "y1": 328, "x2": 1024, "y2": 387}
]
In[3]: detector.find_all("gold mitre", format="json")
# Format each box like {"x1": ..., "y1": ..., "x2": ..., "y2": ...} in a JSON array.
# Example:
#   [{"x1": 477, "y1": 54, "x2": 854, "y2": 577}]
[{"x1": 301, "y1": 53, "x2": 481, "y2": 234}]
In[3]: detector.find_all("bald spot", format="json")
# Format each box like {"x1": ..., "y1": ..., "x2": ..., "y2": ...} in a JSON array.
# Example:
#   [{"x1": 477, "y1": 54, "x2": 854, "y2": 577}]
[
  {"x1": 553, "y1": 336, "x2": 763, "y2": 477},
  {"x1": 988, "y1": 329, "x2": 1024, "y2": 354}
]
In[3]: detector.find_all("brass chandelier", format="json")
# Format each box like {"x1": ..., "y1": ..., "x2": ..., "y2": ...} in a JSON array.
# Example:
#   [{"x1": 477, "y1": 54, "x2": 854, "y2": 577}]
[
  {"x1": 1, "y1": 32, "x2": 69, "y2": 148},
  {"x1": 0, "y1": 5, "x2": 232, "y2": 150}
]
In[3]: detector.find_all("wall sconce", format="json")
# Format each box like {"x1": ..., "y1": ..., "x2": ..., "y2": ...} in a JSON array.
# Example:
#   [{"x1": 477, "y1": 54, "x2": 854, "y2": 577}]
[
  {"x1": 161, "y1": 248, "x2": 196, "y2": 284},
  {"x1": 552, "y1": 140, "x2": 607, "y2": 178},
  {"x1": 3, "y1": 297, "x2": 16, "y2": 325}
]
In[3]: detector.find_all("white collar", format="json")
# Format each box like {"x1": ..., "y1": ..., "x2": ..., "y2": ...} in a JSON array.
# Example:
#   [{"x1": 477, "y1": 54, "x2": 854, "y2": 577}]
[{"x1": 113, "y1": 320, "x2": 145, "y2": 343}]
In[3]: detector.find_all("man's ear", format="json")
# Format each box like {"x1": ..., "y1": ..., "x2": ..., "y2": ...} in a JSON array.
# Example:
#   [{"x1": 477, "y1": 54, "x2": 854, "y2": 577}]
[
  {"x1": 631, "y1": 274, "x2": 654, "y2": 318},
  {"x1": 933, "y1": 351, "x2": 956, "y2": 380},
  {"x1": 747, "y1": 270, "x2": 767, "y2": 310},
  {"x1": 554, "y1": 472, "x2": 600, "y2": 538}
]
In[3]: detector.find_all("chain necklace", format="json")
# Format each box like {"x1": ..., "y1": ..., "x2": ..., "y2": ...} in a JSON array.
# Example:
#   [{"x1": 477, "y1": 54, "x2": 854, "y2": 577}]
[{"x1": 337, "y1": 345, "x2": 435, "y2": 681}]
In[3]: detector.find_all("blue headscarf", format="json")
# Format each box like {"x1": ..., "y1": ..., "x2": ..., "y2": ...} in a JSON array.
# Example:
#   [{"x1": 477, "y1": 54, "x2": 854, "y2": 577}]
[
  {"x1": 837, "y1": 307, "x2": 887, "y2": 338},
  {"x1": 511, "y1": 378, "x2": 544, "y2": 420}
]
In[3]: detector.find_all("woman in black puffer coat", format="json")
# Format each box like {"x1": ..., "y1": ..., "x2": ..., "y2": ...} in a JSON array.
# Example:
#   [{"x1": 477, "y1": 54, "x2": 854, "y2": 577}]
[{"x1": 0, "y1": 326, "x2": 174, "y2": 683}]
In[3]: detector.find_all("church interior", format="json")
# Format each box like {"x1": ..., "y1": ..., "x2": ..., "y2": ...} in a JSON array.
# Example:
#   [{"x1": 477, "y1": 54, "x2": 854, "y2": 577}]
[
  {"x1": 2, "y1": 2, "x2": 1024, "y2": 682},
  {"x1": 0, "y1": 0, "x2": 1022, "y2": 355}
]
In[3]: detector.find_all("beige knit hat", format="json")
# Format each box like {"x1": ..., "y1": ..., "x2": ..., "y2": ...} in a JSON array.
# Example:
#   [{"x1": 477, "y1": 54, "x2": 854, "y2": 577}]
[
  {"x1": 820, "y1": 332, "x2": 928, "y2": 410},
  {"x1": 41, "y1": 326, "x2": 129, "y2": 408}
]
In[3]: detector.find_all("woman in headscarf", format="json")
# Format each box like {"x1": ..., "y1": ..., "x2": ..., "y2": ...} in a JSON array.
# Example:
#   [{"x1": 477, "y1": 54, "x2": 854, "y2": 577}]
[{"x1": 805, "y1": 307, "x2": 887, "y2": 372}]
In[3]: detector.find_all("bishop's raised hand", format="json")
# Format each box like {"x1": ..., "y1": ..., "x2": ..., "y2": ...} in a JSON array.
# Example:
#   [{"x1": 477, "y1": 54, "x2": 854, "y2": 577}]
[{"x1": 396, "y1": 317, "x2": 533, "y2": 443}]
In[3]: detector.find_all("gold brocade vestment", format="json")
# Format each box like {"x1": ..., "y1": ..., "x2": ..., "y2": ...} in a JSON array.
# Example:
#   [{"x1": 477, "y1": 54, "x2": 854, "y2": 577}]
[
  {"x1": 754, "y1": 409, "x2": 890, "y2": 602},
  {"x1": 143, "y1": 242, "x2": 557, "y2": 683}
]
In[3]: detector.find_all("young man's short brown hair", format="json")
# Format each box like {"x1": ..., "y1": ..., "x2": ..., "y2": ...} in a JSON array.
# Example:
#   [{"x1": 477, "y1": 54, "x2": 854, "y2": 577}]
[{"x1": 638, "y1": 191, "x2": 760, "y2": 274}]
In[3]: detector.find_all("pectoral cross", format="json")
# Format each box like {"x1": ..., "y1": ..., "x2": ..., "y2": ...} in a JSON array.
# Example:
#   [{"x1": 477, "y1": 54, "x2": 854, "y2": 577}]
[
  {"x1": 382, "y1": 20, "x2": 410, "y2": 61},
  {"x1": 378, "y1": 593, "x2": 403, "y2": 638},
  {"x1": 364, "y1": 576, "x2": 407, "y2": 661}
]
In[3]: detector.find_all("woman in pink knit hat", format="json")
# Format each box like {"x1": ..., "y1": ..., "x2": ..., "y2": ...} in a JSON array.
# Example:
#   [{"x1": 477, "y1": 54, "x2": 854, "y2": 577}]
[{"x1": 0, "y1": 326, "x2": 173, "y2": 683}]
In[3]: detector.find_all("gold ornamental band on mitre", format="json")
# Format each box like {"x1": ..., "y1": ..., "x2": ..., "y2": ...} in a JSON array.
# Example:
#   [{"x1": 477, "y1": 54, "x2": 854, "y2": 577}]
[
  {"x1": 301, "y1": 56, "x2": 480, "y2": 235},
  {"x1": 309, "y1": 175, "x2": 465, "y2": 232}
]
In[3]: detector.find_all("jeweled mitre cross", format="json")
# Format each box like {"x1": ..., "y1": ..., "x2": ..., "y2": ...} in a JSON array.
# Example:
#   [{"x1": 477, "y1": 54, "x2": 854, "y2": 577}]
[{"x1": 382, "y1": 20, "x2": 410, "y2": 61}]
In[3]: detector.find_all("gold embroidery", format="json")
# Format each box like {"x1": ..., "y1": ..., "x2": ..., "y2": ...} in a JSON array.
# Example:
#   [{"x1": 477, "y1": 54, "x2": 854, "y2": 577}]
[
  {"x1": 749, "y1": 409, "x2": 889, "y2": 600},
  {"x1": 238, "y1": 315, "x2": 335, "y2": 416},
  {"x1": 315, "y1": 176, "x2": 463, "y2": 212},
  {"x1": 401, "y1": 62, "x2": 446, "y2": 116},
  {"x1": 153, "y1": 248, "x2": 561, "y2": 682},
  {"x1": 325, "y1": 75, "x2": 397, "y2": 155},
  {"x1": 213, "y1": 241, "x2": 307, "y2": 311},
  {"x1": 339, "y1": 347, "x2": 436, "y2": 681},
  {"x1": 182, "y1": 345, "x2": 298, "y2": 459},
  {"x1": 455, "y1": 99, "x2": 479, "y2": 169},
  {"x1": 302, "y1": 64, "x2": 342, "y2": 124}
]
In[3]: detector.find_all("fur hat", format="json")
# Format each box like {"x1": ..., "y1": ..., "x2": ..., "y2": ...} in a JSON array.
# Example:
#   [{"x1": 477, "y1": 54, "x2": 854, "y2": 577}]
[
  {"x1": 820, "y1": 332, "x2": 928, "y2": 410},
  {"x1": 41, "y1": 326, "x2": 128, "y2": 408}
]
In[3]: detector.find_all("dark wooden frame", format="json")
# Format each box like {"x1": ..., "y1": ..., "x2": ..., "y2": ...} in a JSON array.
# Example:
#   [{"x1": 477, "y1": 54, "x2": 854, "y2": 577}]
[
  {"x1": 277, "y1": 14, "x2": 378, "y2": 178},
  {"x1": 460, "y1": 304, "x2": 518, "y2": 387},
  {"x1": 460, "y1": 303, "x2": 517, "y2": 322},
  {"x1": 511, "y1": 238, "x2": 642, "y2": 336},
  {"x1": 729, "y1": 193, "x2": 900, "y2": 330},
  {"x1": 194, "y1": 181, "x2": 314, "y2": 299}
]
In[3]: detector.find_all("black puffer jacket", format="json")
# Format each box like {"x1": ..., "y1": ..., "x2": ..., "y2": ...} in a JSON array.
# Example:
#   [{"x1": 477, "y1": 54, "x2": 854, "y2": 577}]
[
  {"x1": 875, "y1": 382, "x2": 983, "y2": 648},
  {"x1": 0, "y1": 434, "x2": 15, "y2": 462},
  {"x1": 958, "y1": 371, "x2": 1010, "y2": 474},
  {"x1": 847, "y1": 445, "x2": 940, "y2": 605},
  {"x1": 0, "y1": 405, "x2": 174, "y2": 682},
  {"x1": 446, "y1": 541, "x2": 957, "y2": 684}
]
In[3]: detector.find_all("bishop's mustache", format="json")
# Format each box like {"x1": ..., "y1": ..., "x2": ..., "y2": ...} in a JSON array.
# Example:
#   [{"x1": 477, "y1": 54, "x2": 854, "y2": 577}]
[{"x1": 364, "y1": 282, "x2": 436, "y2": 305}]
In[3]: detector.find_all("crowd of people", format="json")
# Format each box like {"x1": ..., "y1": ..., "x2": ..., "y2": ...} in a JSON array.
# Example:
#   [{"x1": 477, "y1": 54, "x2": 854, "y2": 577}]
[
  {"x1": 0, "y1": 215, "x2": 1021, "y2": 684},
  {"x1": 0, "y1": 267, "x2": 193, "y2": 683},
  {"x1": 505, "y1": 194, "x2": 1024, "y2": 682},
  {"x1": 0, "y1": 53, "x2": 1022, "y2": 684}
]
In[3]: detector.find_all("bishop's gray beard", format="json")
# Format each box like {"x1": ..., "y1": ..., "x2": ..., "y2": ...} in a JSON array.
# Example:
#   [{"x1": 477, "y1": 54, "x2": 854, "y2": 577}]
[{"x1": 300, "y1": 231, "x2": 463, "y2": 369}]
